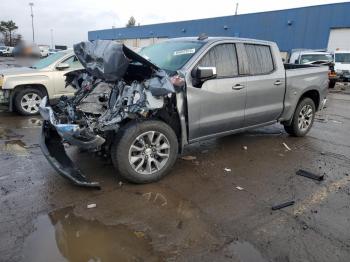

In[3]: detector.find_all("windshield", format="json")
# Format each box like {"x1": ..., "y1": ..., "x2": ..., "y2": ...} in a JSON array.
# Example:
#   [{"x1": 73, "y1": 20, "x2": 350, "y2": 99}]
[
  {"x1": 0, "y1": 46, "x2": 6, "y2": 50},
  {"x1": 300, "y1": 54, "x2": 333, "y2": 64},
  {"x1": 139, "y1": 41, "x2": 205, "y2": 71},
  {"x1": 32, "y1": 51, "x2": 68, "y2": 69},
  {"x1": 335, "y1": 53, "x2": 350, "y2": 64}
]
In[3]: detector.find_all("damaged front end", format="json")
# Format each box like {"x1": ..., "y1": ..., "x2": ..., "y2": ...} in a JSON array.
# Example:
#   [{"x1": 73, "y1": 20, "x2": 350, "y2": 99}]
[{"x1": 40, "y1": 40, "x2": 178, "y2": 188}]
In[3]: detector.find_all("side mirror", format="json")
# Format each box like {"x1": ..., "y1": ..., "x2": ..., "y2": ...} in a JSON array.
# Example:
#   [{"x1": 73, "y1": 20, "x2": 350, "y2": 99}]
[
  {"x1": 56, "y1": 63, "x2": 70, "y2": 70},
  {"x1": 192, "y1": 66, "x2": 217, "y2": 80}
]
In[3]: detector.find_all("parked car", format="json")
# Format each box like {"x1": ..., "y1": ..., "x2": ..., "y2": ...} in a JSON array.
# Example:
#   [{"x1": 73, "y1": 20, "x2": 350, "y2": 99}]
[
  {"x1": 39, "y1": 46, "x2": 49, "y2": 58},
  {"x1": 0, "y1": 51, "x2": 82, "y2": 115},
  {"x1": 333, "y1": 50, "x2": 350, "y2": 82},
  {"x1": 289, "y1": 50, "x2": 333, "y2": 65},
  {"x1": 0, "y1": 46, "x2": 14, "y2": 56},
  {"x1": 38, "y1": 38, "x2": 329, "y2": 188},
  {"x1": 289, "y1": 50, "x2": 336, "y2": 88}
]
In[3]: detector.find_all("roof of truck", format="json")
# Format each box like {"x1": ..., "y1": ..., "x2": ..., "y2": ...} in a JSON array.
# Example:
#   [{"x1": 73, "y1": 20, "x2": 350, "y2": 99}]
[{"x1": 165, "y1": 36, "x2": 275, "y2": 46}]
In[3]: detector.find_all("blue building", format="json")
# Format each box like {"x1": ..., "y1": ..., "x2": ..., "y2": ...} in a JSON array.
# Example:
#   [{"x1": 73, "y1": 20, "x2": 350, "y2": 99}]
[{"x1": 88, "y1": 2, "x2": 350, "y2": 52}]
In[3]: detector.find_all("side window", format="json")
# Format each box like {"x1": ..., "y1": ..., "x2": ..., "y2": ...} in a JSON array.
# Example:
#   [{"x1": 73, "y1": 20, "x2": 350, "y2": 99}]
[
  {"x1": 62, "y1": 55, "x2": 81, "y2": 69},
  {"x1": 198, "y1": 44, "x2": 238, "y2": 77},
  {"x1": 245, "y1": 44, "x2": 274, "y2": 74}
]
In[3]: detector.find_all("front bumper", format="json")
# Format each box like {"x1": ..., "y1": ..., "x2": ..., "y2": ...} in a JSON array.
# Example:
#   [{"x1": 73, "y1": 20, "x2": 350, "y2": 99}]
[{"x1": 39, "y1": 97, "x2": 102, "y2": 189}]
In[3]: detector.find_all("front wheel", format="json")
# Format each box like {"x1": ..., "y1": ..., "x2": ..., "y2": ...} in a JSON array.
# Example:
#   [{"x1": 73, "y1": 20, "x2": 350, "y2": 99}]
[
  {"x1": 111, "y1": 120, "x2": 179, "y2": 184},
  {"x1": 283, "y1": 97, "x2": 316, "y2": 137},
  {"x1": 14, "y1": 88, "x2": 44, "y2": 116}
]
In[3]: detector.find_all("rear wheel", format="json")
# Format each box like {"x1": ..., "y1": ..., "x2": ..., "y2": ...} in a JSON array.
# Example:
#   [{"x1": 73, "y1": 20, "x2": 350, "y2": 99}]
[
  {"x1": 284, "y1": 97, "x2": 316, "y2": 137},
  {"x1": 14, "y1": 88, "x2": 44, "y2": 115},
  {"x1": 111, "y1": 120, "x2": 179, "y2": 183}
]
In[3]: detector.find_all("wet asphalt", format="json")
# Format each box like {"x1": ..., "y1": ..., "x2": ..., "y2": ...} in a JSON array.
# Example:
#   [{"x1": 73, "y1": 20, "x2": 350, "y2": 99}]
[{"x1": 0, "y1": 57, "x2": 350, "y2": 262}]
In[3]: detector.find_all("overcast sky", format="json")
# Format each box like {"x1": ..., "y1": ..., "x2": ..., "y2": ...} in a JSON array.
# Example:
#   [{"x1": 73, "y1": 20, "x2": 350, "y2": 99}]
[{"x1": 0, "y1": 0, "x2": 345, "y2": 47}]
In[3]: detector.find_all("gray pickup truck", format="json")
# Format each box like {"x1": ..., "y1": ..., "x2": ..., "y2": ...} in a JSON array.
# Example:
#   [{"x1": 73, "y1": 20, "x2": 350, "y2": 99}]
[{"x1": 39, "y1": 37, "x2": 328, "y2": 188}]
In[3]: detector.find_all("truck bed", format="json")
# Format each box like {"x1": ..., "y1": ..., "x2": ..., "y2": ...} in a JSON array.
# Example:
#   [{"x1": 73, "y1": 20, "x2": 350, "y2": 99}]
[{"x1": 280, "y1": 64, "x2": 329, "y2": 122}]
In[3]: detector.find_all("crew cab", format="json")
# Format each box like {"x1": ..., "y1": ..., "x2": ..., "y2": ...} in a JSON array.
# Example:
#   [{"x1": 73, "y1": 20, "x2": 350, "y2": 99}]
[
  {"x1": 0, "y1": 51, "x2": 81, "y2": 115},
  {"x1": 39, "y1": 37, "x2": 328, "y2": 188}
]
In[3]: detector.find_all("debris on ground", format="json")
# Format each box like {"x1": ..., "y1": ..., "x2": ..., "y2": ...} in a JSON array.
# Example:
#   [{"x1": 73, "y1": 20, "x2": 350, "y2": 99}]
[
  {"x1": 181, "y1": 156, "x2": 197, "y2": 161},
  {"x1": 282, "y1": 142, "x2": 292, "y2": 151},
  {"x1": 224, "y1": 168, "x2": 232, "y2": 172},
  {"x1": 235, "y1": 186, "x2": 244, "y2": 191},
  {"x1": 134, "y1": 231, "x2": 145, "y2": 238},
  {"x1": 331, "y1": 120, "x2": 343, "y2": 124},
  {"x1": 271, "y1": 200, "x2": 295, "y2": 210},
  {"x1": 118, "y1": 181, "x2": 123, "y2": 187},
  {"x1": 242, "y1": 146, "x2": 248, "y2": 150},
  {"x1": 296, "y1": 169, "x2": 324, "y2": 181},
  {"x1": 87, "y1": 203, "x2": 97, "y2": 209}
]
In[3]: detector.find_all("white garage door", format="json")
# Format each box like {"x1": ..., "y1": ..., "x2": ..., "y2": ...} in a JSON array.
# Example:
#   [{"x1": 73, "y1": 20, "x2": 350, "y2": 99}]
[{"x1": 327, "y1": 28, "x2": 350, "y2": 52}]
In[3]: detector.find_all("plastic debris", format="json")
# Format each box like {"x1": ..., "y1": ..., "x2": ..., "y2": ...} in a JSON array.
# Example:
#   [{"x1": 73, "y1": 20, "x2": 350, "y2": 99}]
[
  {"x1": 134, "y1": 231, "x2": 145, "y2": 238},
  {"x1": 224, "y1": 168, "x2": 232, "y2": 172},
  {"x1": 87, "y1": 203, "x2": 97, "y2": 209},
  {"x1": 181, "y1": 156, "x2": 197, "y2": 161},
  {"x1": 235, "y1": 186, "x2": 244, "y2": 191},
  {"x1": 271, "y1": 200, "x2": 295, "y2": 210},
  {"x1": 296, "y1": 169, "x2": 324, "y2": 181},
  {"x1": 282, "y1": 142, "x2": 292, "y2": 151},
  {"x1": 242, "y1": 146, "x2": 248, "y2": 150}
]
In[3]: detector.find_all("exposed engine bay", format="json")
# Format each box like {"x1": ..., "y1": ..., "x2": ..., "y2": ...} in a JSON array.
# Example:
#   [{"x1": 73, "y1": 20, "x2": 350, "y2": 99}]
[{"x1": 39, "y1": 40, "x2": 182, "y2": 188}]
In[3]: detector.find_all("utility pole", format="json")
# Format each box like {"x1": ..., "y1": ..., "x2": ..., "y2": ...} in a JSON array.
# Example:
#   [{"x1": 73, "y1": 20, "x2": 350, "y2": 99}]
[
  {"x1": 50, "y1": 29, "x2": 54, "y2": 49},
  {"x1": 235, "y1": 2, "x2": 239, "y2": 15},
  {"x1": 29, "y1": 2, "x2": 35, "y2": 43}
]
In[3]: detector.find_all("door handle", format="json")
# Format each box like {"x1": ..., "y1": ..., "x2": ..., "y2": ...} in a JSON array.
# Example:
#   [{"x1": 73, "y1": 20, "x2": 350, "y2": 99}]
[
  {"x1": 274, "y1": 80, "x2": 282, "y2": 86},
  {"x1": 232, "y1": 84, "x2": 245, "y2": 90}
]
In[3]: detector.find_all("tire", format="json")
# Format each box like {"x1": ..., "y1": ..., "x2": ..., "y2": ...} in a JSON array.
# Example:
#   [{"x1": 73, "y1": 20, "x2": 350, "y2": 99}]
[
  {"x1": 283, "y1": 97, "x2": 316, "y2": 137},
  {"x1": 14, "y1": 88, "x2": 44, "y2": 116},
  {"x1": 111, "y1": 120, "x2": 179, "y2": 184}
]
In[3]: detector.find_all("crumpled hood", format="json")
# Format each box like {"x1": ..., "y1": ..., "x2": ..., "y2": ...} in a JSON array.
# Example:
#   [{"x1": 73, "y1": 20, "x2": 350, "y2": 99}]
[
  {"x1": 73, "y1": 40, "x2": 159, "y2": 82},
  {"x1": 0, "y1": 66, "x2": 36, "y2": 76}
]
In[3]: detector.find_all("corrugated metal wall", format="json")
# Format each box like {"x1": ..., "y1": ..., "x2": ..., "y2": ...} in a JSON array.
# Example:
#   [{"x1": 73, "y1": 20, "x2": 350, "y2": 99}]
[{"x1": 88, "y1": 2, "x2": 350, "y2": 52}]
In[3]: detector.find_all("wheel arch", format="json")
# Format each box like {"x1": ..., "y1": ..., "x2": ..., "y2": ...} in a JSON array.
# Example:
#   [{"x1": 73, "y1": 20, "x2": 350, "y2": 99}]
[{"x1": 283, "y1": 89, "x2": 319, "y2": 126}]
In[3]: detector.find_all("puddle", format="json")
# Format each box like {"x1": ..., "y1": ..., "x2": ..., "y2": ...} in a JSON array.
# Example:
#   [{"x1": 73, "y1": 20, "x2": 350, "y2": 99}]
[
  {"x1": 225, "y1": 241, "x2": 267, "y2": 262},
  {"x1": 22, "y1": 207, "x2": 163, "y2": 262},
  {"x1": 3, "y1": 140, "x2": 28, "y2": 156}
]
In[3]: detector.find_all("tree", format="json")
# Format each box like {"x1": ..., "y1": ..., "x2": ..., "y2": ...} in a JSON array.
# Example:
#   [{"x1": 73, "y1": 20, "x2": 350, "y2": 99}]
[
  {"x1": 126, "y1": 16, "x2": 136, "y2": 28},
  {"x1": 0, "y1": 22, "x2": 8, "y2": 44},
  {"x1": 0, "y1": 20, "x2": 18, "y2": 46}
]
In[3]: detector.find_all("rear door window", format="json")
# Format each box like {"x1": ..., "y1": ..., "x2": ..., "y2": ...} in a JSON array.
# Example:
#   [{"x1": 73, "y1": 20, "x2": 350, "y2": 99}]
[
  {"x1": 245, "y1": 44, "x2": 274, "y2": 75},
  {"x1": 197, "y1": 43, "x2": 238, "y2": 77}
]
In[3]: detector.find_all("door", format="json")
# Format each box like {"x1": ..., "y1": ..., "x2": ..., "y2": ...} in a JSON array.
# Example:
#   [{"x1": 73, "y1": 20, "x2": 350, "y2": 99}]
[
  {"x1": 327, "y1": 28, "x2": 350, "y2": 52},
  {"x1": 243, "y1": 44, "x2": 285, "y2": 127},
  {"x1": 52, "y1": 55, "x2": 82, "y2": 98},
  {"x1": 186, "y1": 43, "x2": 247, "y2": 140}
]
